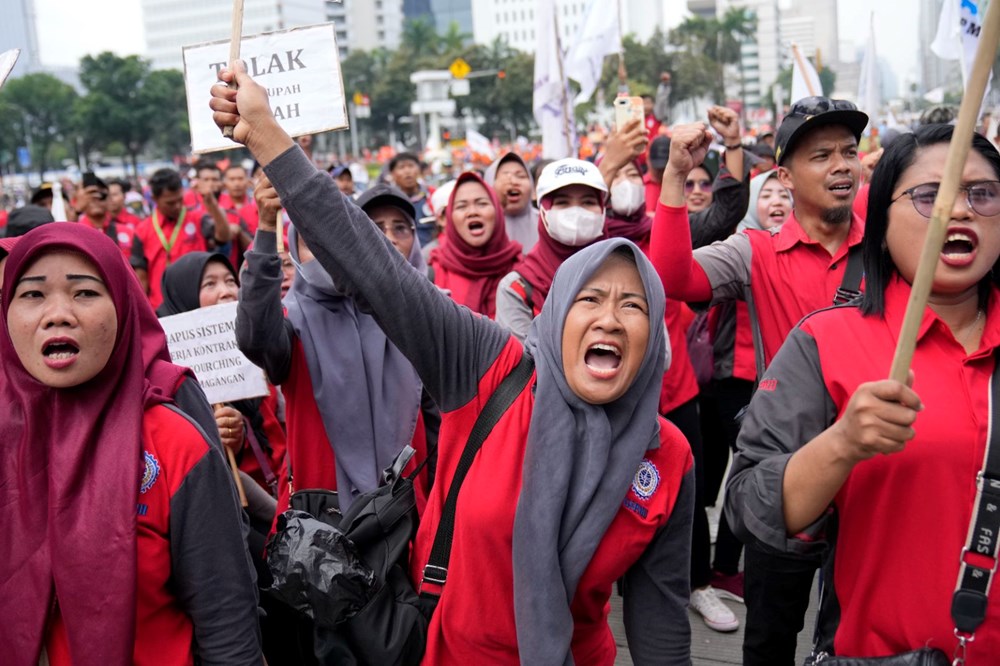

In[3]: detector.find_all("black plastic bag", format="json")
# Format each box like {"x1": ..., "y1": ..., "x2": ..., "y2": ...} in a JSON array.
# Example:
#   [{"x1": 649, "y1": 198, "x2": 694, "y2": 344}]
[{"x1": 266, "y1": 510, "x2": 376, "y2": 629}]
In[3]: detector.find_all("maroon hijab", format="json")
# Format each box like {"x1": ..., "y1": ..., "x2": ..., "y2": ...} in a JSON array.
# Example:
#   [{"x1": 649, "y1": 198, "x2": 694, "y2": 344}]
[
  {"x1": 0, "y1": 224, "x2": 188, "y2": 665},
  {"x1": 604, "y1": 159, "x2": 653, "y2": 245},
  {"x1": 428, "y1": 172, "x2": 521, "y2": 316}
]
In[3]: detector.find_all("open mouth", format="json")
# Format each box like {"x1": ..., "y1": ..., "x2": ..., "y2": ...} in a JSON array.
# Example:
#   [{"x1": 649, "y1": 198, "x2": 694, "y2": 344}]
[
  {"x1": 467, "y1": 220, "x2": 486, "y2": 236},
  {"x1": 506, "y1": 189, "x2": 522, "y2": 202},
  {"x1": 584, "y1": 343, "x2": 622, "y2": 377},
  {"x1": 43, "y1": 339, "x2": 80, "y2": 364},
  {"x1": 941, "y1": 228, "x2": 978, "y2": 265},
  {"x1": 768, "y1": 207, "x2": 787, "y2": 221},
  {"x1": 829, "y1": 181, "x2": 853, "y2": 197}
]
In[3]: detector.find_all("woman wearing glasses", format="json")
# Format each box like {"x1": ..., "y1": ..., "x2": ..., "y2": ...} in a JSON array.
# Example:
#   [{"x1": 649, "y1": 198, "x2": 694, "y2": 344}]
[
  {"x1": 727, "y1": 124, "x2": 1000, "y2": 661},
  {"x1": 427, "y1": 172, "x2": 522, "y2": 319}
]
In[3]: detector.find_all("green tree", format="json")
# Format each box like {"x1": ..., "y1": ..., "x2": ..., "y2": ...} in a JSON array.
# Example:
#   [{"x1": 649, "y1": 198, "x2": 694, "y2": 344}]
[
  {"x1": 77, "y1": 52, "x2": 187, "y2": 175},
  {"x1": 1, "y1": 73, "x2": 78, "y2": 179},
  {"x1": 669, "y1": 8, "x2": 756, "y2": 101},
  {"x1": 401, "y1": 17, "x2": 441, "y2": 58},
  {"x1": 440, "y1": 21, "x2": 472, "y2": 56}
]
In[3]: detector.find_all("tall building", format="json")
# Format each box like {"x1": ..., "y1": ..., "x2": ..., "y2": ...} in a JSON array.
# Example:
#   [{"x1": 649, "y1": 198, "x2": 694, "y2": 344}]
[
  {"x1": 406, "y1": 0, "x2": 474, "y2": 36},
  {"x1": 715, "y1": 0, "x2": 781, "y2": 112},
  {"x1": 918, "y1": 0, "x2": 959, "y2": 93},
  {"x1": 780, "y1": 0, "x2": 838, "y2": 69},
  {"x1": 0, "y1": 0, "x2": 42, "y2": 77},
  {"x1": 142, "y1": 0, "x2": 328, "y2": 71},
  {"x1": 326, "y1": 0, "x2": 405, "y2": 57},
  {"x1": 470, "y1": 0, "x2": 664, "y2": 54}
]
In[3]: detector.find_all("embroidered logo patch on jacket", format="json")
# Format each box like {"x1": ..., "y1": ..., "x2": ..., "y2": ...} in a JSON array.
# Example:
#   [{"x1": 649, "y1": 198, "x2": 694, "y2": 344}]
[
  {"x1": 631, "y1": 459, "x2": 660, "y2": 501},
  {"x1": 140, "y1": 451, "x2": 161, "y2": 494}
]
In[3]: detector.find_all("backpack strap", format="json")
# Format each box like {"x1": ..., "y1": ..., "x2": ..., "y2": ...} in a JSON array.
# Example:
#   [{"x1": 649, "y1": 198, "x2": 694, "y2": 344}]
[
  {"x1": 832, "y1": 244, "x2": 863, "y2": 306},
  {"x1": 419, "y1": 351, "x2": 536, "y2": 599}
]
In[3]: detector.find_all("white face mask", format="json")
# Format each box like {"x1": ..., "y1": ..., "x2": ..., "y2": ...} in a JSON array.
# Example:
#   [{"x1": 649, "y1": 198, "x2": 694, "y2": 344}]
[
  {"x1": 542, "y1": 206, "x2": 606, "y2": 246},
  {"x1": 610, "y1": 180, "x2": 646, "y2": 216}
]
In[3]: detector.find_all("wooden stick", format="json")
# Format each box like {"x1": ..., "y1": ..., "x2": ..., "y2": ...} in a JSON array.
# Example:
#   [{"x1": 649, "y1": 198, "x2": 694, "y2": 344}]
[
  {"x1": 215, "y1": 403, "x2": 249, "y2": 507},
  {"x1": 791, "y1": 44, "x2": 817, "y2": 97},
  {"x1": 222, "y1": 0, "x2": 246, "y2": 140},
  {"x1": 276, "y1": 211, "x2": 285, "y2": 254},
  {"x1": 889, "y1": 0, "x2": 1000, "y2": 383}
]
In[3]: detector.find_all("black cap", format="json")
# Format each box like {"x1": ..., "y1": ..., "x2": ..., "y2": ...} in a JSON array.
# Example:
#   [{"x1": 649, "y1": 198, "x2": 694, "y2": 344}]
[
  {"x1": 82, "y1": 172, "x2": 108, "y2": 190},
  {"x1": 5, "y1": 205, "x2": 55, "y2": 237},
  {"x1": 30, "y1": 183, "x2": 54, "y2": 205},
  {"x1": 648, "y1": 136, "x2": 671, "y2": 170},
  {"x1": 355, "y1": 184, "x2": 416, "y2": 222},
  {"x1": 751, "y1": 142, "x2": 775, "y2": 159},
  {"x1": 774, "y1": 97, "x2": 869, "y2": 165}
]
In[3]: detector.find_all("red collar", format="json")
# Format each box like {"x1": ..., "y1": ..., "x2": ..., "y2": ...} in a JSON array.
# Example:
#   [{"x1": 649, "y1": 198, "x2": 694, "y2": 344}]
[
  {"x1": 774, "y1": 210, "x2": 865, "y2": 261},
  {"x1": 882, "y1": 275, "x2": 1000, "y2": 357}
]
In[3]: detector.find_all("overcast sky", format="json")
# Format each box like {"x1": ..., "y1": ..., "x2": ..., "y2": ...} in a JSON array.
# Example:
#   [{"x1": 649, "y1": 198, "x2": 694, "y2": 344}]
[{"x1": 34, "y1": 0, "x2": 921, "y2": 89}]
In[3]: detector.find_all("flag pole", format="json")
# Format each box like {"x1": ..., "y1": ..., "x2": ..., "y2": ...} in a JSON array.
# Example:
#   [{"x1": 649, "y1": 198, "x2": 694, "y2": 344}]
[
  {"x1": 888, "y1": 0, "x2": 1000, "y2": 382},
  {"x1": 616, "y1": 0, "x2": 628, "y2": 94},
  {"x1": 222, "y1": 0, "x2": 246, "y2": 139},
  {"x1": 791, "y1": 44, "x2": 817, "y2": 97},
  {"x1": 551, "y1": 4, "x2": 576, "y2": 158}
]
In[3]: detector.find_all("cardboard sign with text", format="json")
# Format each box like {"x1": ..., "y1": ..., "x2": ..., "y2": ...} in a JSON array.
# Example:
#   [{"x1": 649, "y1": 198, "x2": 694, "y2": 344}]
[
  {"x1": 159, "y1": 301, "x2": 269, "y2": 404},
  {"x1": 183, "y1": 23, "x2": 348, "y2": 154}
]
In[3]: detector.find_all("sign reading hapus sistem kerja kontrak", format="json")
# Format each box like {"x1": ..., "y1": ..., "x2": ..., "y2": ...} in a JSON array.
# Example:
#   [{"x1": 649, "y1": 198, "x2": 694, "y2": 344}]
[{"x1": 183, "y1": 23, "x2": 348, "y2": 154}]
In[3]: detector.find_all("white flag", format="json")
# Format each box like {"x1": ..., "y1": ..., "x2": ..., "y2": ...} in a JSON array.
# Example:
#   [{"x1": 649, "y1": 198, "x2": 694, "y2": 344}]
[
  {"x1": 930, "y1": 0, "x2": 991, "y2": 103},
  {"x1": 790, "y1": 43, "x2": 822, "y2": 105},
  {"x1": 465, "y1": 129, "x2": 496, "y2": 160},
  {"x1": 0, "y1": 48, "x2": 20, "y2": 90},
  {"x1": 564, "y1": 0, "x2": 621, "y2": 106},
  {"x1": 856, "y1": 14, "x2": 880, "y2": 128},
  {"x1": 533, "y1": 0, "x2": 574, "y2": 159}
]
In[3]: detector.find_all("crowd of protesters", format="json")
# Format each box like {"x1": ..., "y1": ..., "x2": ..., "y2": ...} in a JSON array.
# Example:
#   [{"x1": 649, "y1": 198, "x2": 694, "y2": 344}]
[{"x1": 1, "y1": 55, "x2": 999, "y2": 666}]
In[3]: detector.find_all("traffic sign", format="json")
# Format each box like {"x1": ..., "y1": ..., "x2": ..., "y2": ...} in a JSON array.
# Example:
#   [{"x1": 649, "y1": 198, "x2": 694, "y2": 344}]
[
  {"x1": 449, "y1": 58, "x2": 471, "y2": 80},
  {"x1": 353, "y1": 91, "x2": 364, "y2": 106}
]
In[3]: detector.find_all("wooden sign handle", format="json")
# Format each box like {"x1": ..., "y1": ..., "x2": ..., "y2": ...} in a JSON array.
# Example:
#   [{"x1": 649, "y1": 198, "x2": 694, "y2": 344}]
[
  {"x1": 888, "y1": 0, "x2": 1000, "y2": 383},
  {"x1": 222, "y1": 0, "x2": 246, "y2": 140},
  {"x1": 215, "y1": 403, "x2": 249, "y2": 508}
]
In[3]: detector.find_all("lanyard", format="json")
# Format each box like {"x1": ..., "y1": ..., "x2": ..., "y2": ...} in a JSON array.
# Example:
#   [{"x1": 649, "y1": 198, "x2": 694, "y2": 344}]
[{"x1": 151, "y1": 208, "x2": 186, "y2": 265}]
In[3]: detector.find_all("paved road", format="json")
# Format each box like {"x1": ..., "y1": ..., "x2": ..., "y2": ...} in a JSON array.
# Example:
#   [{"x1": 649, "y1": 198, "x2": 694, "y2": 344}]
[{"x1": 608, "y1": 578, "x2": 820, "y2": 665}]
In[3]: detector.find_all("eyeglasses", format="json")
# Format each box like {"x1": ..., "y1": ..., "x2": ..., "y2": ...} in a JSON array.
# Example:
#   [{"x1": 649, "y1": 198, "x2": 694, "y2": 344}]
[
  {"x1": 685, "y1": 178, "x2": 713, "y2": 194},
  {"x1": 787, "y1": 96, "x2": 859, "y2": 118},
  {"x1": 374, "y1": 221, "x2": 415, "y2": 239},
  {"x1": 890, "y1": 181, "x2": 1000, "y2": 218}
]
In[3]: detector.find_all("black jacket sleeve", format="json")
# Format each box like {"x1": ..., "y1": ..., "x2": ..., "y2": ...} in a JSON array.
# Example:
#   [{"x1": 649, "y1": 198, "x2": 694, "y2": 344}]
[
  {"x1": 689, "y1": 155, "x2": 751, "y2": 249},
  {"x1": 622, "y1": 469, "x2": 694, "y2": 665},
  {"x1": 235, "y1": 229, "x2": 294, "y2": 385},
  {"x1": 166, "y1": 408, "x2": 262, "y2": 665},
  {"x1": 263, "y1": 146, "x2": 510, "y2": 412}
]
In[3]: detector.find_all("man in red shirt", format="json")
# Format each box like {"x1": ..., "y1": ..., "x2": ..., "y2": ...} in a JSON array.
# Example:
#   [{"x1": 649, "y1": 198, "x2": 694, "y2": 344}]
[
  {"x1": 74, "y1": 173, "x2": 135, "y2": 256},
  {"x1": 130, "y1": 168, "x2": 232, "y2": 307},
  {"x1": 108, "y1": 178, "x2": 142, "y2": 228},
  {"x1": 650, "y1": 97, "x2": 869, "y2": 665},
  {"x1": 219, "y1": 164, "x2": 252, "y2": 217}
]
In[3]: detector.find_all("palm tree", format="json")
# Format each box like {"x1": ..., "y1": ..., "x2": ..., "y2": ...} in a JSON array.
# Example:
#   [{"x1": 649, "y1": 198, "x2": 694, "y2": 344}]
[
  {"x1": 440, "y1": 21, "x2": 472, "y2": 56},
  {"x1": 401, "y1": 17, "x2": 441, "y2": 58}
]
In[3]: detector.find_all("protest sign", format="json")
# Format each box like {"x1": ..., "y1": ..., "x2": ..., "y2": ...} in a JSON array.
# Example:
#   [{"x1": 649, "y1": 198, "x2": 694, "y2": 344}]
[
  {"x1": 0, "y1": 49, "x2": 20, "y2": 89},
  {"x1": 183, "y1": 23, "x2": 348, "y2": 154},
  {"x1": 159, "y1": 301, "x2": 269, "y2": 403}
]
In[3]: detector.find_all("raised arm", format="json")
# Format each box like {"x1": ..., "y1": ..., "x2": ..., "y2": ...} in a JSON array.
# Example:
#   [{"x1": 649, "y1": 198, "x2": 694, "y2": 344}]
[
  {"x1": 210, "y1": 64, "x2": 509, "y2": 410},
  {"x1": 689, "y1": 106, "x2": 751, "y2": 248},
  {"x1": 234, "y1": 175, "x2": 293, "y2": 384},
  {"x1": 650, "y1": 123, "x2": 714, "y2": 302}
]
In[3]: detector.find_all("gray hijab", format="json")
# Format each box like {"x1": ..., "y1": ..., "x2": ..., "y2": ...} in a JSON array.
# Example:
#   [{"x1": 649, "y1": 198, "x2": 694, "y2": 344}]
[
  {"x1": 485, "y1": 152, "x2": 539, "y2": 252},
  {"x1": 513, "y1": 238, "x2": 668, "y2": 665},
  {"x1": 738, "y1": 170, "x2": 788, "y2": 232},
  {"x1": 284, "y1": 224, "x2": 424, "y2": 511}
]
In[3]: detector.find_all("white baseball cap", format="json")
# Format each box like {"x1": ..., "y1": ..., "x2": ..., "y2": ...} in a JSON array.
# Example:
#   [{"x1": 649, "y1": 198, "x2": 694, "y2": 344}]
[
  {"x1": 430, "y1": 179, "x2": 457, "y2": 215},
  {"x1": 535, "y1": 158, "x2": 608, "y2": 203}
]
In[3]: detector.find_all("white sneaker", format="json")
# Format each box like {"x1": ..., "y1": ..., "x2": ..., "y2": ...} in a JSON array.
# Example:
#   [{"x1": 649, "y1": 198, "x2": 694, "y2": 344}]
[{"x1": 689, "y1": 587, "x2": 739, "y2": 632}]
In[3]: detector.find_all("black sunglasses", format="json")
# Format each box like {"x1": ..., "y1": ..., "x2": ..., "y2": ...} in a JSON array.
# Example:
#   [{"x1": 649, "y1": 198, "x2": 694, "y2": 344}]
[{"x1": 787, "y1": 97, "x2": 859, "y2": 117}]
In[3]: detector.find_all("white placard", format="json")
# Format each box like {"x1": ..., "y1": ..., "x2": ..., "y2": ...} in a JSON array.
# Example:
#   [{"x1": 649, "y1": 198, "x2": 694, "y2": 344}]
[
  {"x1": 0, "y1": 48, "x2": 20, "y2": 89},
  {"x1": 183, "y1": 23, "x2": 348, "y2": 154},
  {"x1": 159, "y1": 301, "x2": 269, "y2": 404}
]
